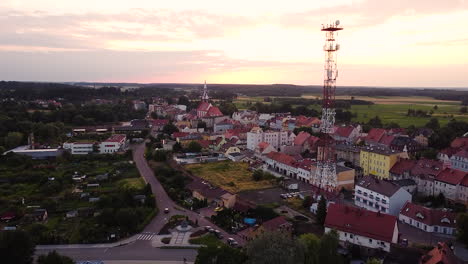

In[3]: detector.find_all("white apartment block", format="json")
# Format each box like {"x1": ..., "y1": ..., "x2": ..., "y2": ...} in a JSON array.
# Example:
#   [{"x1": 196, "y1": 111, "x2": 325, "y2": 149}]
[
  {"x1": 354, "y1": 176, "x2": 412, "y2": 216},
  {"x1": 247, "y1": 128, "x2": 293, "y2": 151},
  {"x1": 99, "y1": 134, "x2": 127, "y2": 154},
  {"x1": 63, "y1": 142, "x2": 94, "y2": 155}
]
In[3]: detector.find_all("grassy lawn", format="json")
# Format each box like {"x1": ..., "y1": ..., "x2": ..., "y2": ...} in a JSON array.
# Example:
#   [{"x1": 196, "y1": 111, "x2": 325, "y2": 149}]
[
  {"x1": 189, "y1": 234, "x2": 224, "y2": 247},
  {"x1": 350, "y1": 104, "x2": 468, "y2": 127},
  {"x1": 118, "y1": 177, "x2": 146, "y2": 190},
  {"x1": 185, "y1": 161, "x2": 276, "y2": 193}
]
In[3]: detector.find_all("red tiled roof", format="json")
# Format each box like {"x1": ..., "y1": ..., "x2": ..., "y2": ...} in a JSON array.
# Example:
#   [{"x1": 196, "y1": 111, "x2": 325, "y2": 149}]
[
  {"x1": 296, "y1": 159, "x2": 316, "y2": 170},
  {"x1": 335, "y1": 126, "x2": 354, "y2": 138},
  {"x1": 411, "y1": 159, "x2": 444, "y2": 178},
  {"x1": 379, "y1": 134, "x2": 395, "y2": 146},
  {"x1": 435, "y1": 168, "x2": 467, "y2": 185},
  {"x1": 172, "y1": 132, "x2": 189, "y2": 139},
  {"x1": 148, "y1": 119, "x2": 169, "y2": 126},
  {"x1": 420, "y1": 242, "x2": 462, "y2": 264},
  {"x1": 308, "y1": 136, "x2": 320, "y2": 147},
  {"x1": 461, "y1": 175, "x2": 468, "y2": 187},
  {"x1": 365, "y1": 128, "x2": 386, "y2": 143},
  {"x1": 262, "y1": 216, "x2": 291, "y2": 232},
  {"x1": 197, "y1": 101, "x2": 211, "y2": 112},
  {"x1": 390, "y1": 159, "x2": 417, "y2": 175},
  {"x1": 266, "y1": 151, "x2": 297, "y2": 167},
  {"x1": 454, "y1": 149, "x2": 468, "y2": 159},
  {"x1": 197, "y1": 140, "x2": 212, "y2": 148},
  {"x1": 257, "y1": 142, "x2": 270, "y2": 151},
  {"x1": 103, "y1": 134, "x2": 126, "y2": 143},
  {"x1": 450, "y1": 137, "x2": 468, "y2": 149},
  {"x1": 206, "y1": 106, "x2": 223, "y2": 117},
  {"x1": 325, "y1": 203, "x2": 397, "y2": 243},
  {"x1": 294, "y1": 131, "x2": 311, "y2": 146},
  {"x1": 400, "y1": 202, "x2": 456, "y2": 228}
]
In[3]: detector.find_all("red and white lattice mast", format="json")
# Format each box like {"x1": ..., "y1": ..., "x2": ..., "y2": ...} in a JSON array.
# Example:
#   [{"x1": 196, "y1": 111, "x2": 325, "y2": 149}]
[{"x1": 314, "y1": 20, "x2": 343, "y2": 192}]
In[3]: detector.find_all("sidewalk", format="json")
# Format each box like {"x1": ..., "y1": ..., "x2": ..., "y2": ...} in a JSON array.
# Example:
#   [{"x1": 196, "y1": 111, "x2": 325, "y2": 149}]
[{"x1": 36, "y1": 234, "x2": 139, "y2": 250}]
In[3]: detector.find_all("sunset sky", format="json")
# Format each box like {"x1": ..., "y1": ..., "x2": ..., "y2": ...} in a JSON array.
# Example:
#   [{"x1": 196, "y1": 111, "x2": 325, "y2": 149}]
[{"x1": 0, "y1": 0, "x2": 467, "y2": 87}]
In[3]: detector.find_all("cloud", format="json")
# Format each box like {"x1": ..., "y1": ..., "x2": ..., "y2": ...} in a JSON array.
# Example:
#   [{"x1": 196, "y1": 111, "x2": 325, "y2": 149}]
[{"x1": 0, "y1": 8, "x2": 255, "y2": 51}]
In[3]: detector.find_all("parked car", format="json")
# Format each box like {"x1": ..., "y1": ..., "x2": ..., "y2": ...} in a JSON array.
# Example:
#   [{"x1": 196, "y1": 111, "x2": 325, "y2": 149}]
[
  {"x1": 164, "y1": 208, "x2": 169, "y2": 214},
  {"x1": 204, "y1": 226, "x2": 212, "y2": 231},
  {"x1": 227, "y1": 238, "x2": 236, "y2": 245},
  {"x1": 208, "y1": 228, "x2": 215, "y2": 233},
  {"x1": 214, "y1": 230, "x2": 223, "y2": 239}
]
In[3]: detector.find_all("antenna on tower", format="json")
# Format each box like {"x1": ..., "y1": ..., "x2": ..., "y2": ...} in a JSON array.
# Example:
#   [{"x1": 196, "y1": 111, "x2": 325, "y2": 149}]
[{"x1": 314, "y1": 20, "x2": 343, "y2": 192}]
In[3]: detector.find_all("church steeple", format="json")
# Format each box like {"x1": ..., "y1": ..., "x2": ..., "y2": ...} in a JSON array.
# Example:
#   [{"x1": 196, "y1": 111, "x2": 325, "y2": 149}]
[{"x1": 201, "y1": 80, "x2": 209, "y2": 102}]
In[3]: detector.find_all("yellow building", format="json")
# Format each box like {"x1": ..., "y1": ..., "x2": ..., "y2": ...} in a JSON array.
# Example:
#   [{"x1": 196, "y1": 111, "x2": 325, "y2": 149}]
[{"x1": 360, "y1": 147, "x2": 408, "y2": 179}]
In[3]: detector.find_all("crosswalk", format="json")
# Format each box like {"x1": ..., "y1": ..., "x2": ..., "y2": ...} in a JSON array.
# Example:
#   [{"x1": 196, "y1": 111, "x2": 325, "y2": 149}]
[{"x1": 137, "y1": 232, "x2": 157, "y2": 241}]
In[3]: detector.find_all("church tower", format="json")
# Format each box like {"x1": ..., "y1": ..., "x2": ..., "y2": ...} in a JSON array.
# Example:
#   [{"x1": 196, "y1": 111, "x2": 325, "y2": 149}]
[{"x1": 201, "y1": 80, "x2": 209, "y2": 102}]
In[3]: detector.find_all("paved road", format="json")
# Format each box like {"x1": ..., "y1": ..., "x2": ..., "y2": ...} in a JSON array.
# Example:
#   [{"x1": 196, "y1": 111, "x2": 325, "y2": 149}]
[{"x1": 36, "y1": 143, "x2": 245, "y2": 262}]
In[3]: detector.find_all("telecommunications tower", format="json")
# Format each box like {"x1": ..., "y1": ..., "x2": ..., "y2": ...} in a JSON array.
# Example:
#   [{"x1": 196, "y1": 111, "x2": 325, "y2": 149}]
[{"x1": 314, "y1": 20, "x2": 343, "y2": 191}]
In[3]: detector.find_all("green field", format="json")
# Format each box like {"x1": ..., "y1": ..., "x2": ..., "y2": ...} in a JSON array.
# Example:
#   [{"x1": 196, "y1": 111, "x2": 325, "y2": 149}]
[
  {"x1": 233, "y1": 95, "x2": 468, "y2": 128},
  {"x1": 185, "y1": 161, "x2": 276, "y2": 193}
]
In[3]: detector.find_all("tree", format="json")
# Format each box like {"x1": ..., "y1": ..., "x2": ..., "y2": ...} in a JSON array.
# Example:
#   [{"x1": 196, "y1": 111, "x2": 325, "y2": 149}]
[
  {"x1": 4, "y1": 131, "x2": 23, "y2": 148},
  {"x1": 456, "y1": 213, "x2": 468, "y2": 246},
  {"x1": 37, "y1": 251, "x2": 74, "y2": 264},
  {"x1": 162, "y1": 123, "x2": 179, "y2": 135},
  {"x1": 299, "y1": 233, "x2": 320, "y2": 264},
  {"x1": 187, "y1": 141, "x2": 202, "y2": 153},
  {"x1": 178, "y1": 96, "x2": 190, "y2": 106},
  {"x1": 366, "y1": 258, "x2": 381, "y2": 264},
  {"x1": 316, "y1": 196, "x2": 327, "y2": 226},
  {"x1": 367, "y1": 116, "x2": 382, "y2": 128},
  {"x1": 0, "y1": 230, "x2": 35, "y2": 264},
  {"x1": 426, "y1": 118, "x2": 440, "y2": 130},
  {"x1": 433, "y1": 105, "x2": 438, "y2": 110},
  {"x1": 252, "y1": 170, "x2": 263, "y2": 181},
  {"x1": 195, "y1": 244, "x2": 247, "y2": 264},
  {"x1": 245, "y1": 231, "x2": 304, "y2": 264},
  {"x1": 319, "y1": 230, "x2": 342, "y2": 264},
  {"x1": 153, "y1": 150, "x2": 167, "y2": 161},
  {"x1": 173, "y1": 142, "x2": 183, "y2": 152},
  {"x1": 302, "y1": 196, "x2": 313, "y2": 209}
]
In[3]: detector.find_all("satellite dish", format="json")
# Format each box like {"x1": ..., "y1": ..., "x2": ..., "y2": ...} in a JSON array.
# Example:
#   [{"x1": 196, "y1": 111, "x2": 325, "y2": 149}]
[{"x1": 336, "y1": 20, "x2": 340, "y2": 26}]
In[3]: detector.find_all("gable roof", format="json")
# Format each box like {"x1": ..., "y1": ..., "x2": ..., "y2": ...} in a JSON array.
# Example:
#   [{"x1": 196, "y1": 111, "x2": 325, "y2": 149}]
[
  {"x1": 410, "y1": 159, "x2": 444, "y2": 178},
  {"x1": 365, "y1": 128, "x2": 386, "y2": 143},
  {"x1": 294, "y1": 131, "x2": 311, "y2": 146},
  {"x1": 206, "y1": 106, "x2": 223, "y2": 117},
  {"x1": 325, "y1": 203, "x2": 397, "y2": 243},
  {"x1": 266, "y1": 151, "x2": 297, "y2": 167},
  {"x1": 334, "y1": 126, "x2": 355, "y2": 138},
  {"x1": 356, "y1": 175, "x2": 402, "y2": 197},
  {"x1": 400, "y1": 202, "x2": 456, "y2": 228},
  {"x1": 435, "y1": 168, "x2": 467, "y2": 185},
  {"x1": 197, "y1": 101, "x2": 212, "y2": 112},
  {"x1": 262, "y1": 216, "x2": 291, "y2": 231},
  {"x1": 378, "y1": 134, "x2": 395, "y2": 146},
  {"x1": 450, "y1": 137, "x2": 468, "y2": 149},
  {"x1": 390, "y1": 159, "x2": 417, "y2": 175},
  {"x1": 420, "y1": 242, "x2": 462, "y2": 264}
]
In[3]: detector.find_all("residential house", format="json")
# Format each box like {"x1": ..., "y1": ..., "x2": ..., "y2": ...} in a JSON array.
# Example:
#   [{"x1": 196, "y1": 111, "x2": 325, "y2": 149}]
[
  {"x1": 333, "y1": 125, "x2": 361, "y2": 143},
  {"x1": 148, "y1": 119, "x2": 169, "y2": 132},
  {"x1": 335, "y1": 143, "x2": 362, "y2": 167},
  {"x1": 99, "y1": 134, "x2": 126, "y2": 154},
  {"x1": 214, "y1": 119, "x2": 234, "y2": 133},
  {"x1": 450, "y1": 150, "x2": 468, "y2": 172},
  {"x1": 410, "y1": 159, "x2": 444, "y2": 196},
  {"x1": 246, "y1": 127, "x2": 294, "y2": 151},
  {"x1": 293, "y1": 132, "x2": 319, "y2": 153},
  {"x1": 360, "y1": 146, "x2": 408, "y2": 179},
  {"x1": 419, "y1": 242, "x2": 463, "y2": 264},
  {"x1": 365, "y1": 128, "x2": 387, "y2": 145},
  {"x1": 390, "y1": 136, "x2": 422, "y2": 153},
  {"x1": 325, "y1": 203, "x2": 398, "y2": 252},
  {"x1": 412, "y1": 128, "x2": 433, "y2": 147},
  {"x1": 389, "y1": 159, "x2": 417, "y2": 180},
  {"x1": 354, "y1": 175, "x2": 412, "y2": 216},
  {"x1": 434, "y1": 168, "x2": 467, "y2": 201},
  {"x1": 399, "y1": 202, "x2": 457, "y2": 235},
  {"x1": 186, "y1": 179, "x2": 236, "y2": 208},
  {"x1": 30, "y1": 209, "x2": 48, "y2": 222},
  {"x1": 238, "y1": 216, "x2": 292, "y2": 241},
  {"x1": 255, "y1": 142, "x2": 276, "y2": 156}
]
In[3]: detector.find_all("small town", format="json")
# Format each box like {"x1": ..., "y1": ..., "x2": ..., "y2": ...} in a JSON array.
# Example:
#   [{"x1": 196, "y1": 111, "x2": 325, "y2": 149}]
[{"x1": 1, "y1": 1, "x2": 468, "y2": 264}]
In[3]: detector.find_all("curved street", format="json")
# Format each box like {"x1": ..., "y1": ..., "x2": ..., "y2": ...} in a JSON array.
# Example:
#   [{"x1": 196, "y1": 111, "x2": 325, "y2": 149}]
[{"x1": 36, "y1": 142, "x2": 244, "y2": 262}]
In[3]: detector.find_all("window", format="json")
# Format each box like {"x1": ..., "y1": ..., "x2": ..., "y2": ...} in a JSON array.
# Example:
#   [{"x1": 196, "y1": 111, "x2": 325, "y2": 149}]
[
  {"x1": 369, "y1": 195, "x2": 374, "y2": 199},
  {"x1": 350, "y1": 234, "x2": 353, "y2": 238},
  {"x1": 375, "y1": 197, "x2": 380, "y2": 202},
  {"x1": 369, "y1": 239, "x2": 373, "y2": 243},
  {"x1": 381, "y1": 199, "x2": 387, "y2": 204},
  {"x1": 369, "y1": 202, "x2": 373, "y2": 207},
  {"x1": 364, "y1": 192, "x2": 368, "y2": 197},
  {"x1": 357, "y1": 190, "x2": 362, "y2": 194}
]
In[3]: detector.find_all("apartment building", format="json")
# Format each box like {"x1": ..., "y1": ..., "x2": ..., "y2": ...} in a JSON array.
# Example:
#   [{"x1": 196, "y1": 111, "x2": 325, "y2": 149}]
[{"x1": 360, "y1": 146, "x2": 408, "y2": 179}]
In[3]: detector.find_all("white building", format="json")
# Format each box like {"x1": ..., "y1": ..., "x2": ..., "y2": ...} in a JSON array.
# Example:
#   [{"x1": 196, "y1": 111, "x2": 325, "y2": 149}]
[
  {"x1": 63, "y1": 142, "x2": 95, "y2": 155},
  {"x1": 99, "y1": 134, "x2": 127, "y2": 154},
  {"x1": 434, "y1": 168, "x2": 467, "y2": 201},
  {"x1": 399, "y1": 202, "x2": 457, "y2": 235},
  {"x1": 246, "y1": 127, "x2": 294, "y2": 151},
  {"x1": 354, "y1": 175, "x2": 412, "y2": 216},
  {"x1": 325, "y1": 203, "x2": 398, "y2": 252}
]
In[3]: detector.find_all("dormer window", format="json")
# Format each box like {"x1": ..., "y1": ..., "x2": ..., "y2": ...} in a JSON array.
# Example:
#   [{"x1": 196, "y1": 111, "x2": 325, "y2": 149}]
[
  {"x1": 441, "y1": 218, "x2": 450, "y2": 224},
  {"x1": 416, "y1": 213, "x2": 424, "y2": 219}
]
